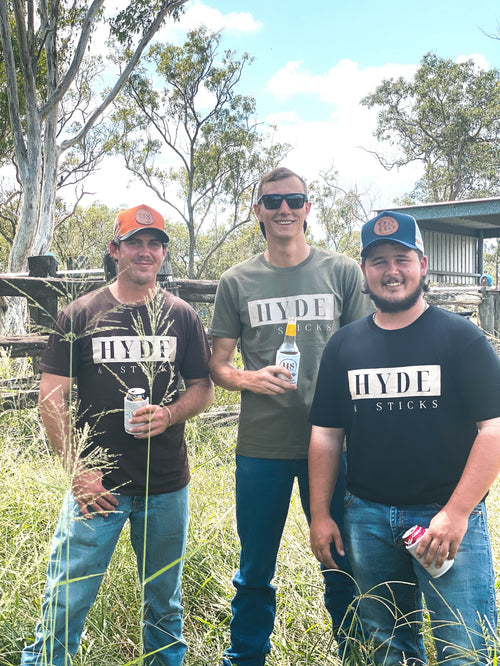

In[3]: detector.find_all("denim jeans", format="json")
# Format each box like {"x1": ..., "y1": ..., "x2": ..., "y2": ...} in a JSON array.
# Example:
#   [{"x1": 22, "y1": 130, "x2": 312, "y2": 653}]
[
  {"x1": 21, "y1": 486, "x2": 189, "y2": 666},
  {"x1": 222, "y1": 454, "x2": 355, "y2": 666},
  {"x1": 344, "y1": 492, "x2": 497, "y2": 665}
]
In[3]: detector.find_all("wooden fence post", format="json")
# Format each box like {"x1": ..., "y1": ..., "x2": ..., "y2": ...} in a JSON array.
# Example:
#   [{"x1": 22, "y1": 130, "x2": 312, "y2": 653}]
[
  {"x1": 478, "y1": 289, "x2": 500, "y2": 338},
  {"x1": 27, "y1": 256, "x2": 59, "y2": 332}
]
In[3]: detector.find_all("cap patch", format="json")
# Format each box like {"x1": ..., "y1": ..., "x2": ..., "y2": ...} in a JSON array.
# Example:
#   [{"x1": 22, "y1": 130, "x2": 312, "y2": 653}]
[
  {"x1": 374, "y1": 216, "x2": 399, "y2": 237},
  {"x1": 135, "y1": 207, "x2": 155, "y2": 226}
]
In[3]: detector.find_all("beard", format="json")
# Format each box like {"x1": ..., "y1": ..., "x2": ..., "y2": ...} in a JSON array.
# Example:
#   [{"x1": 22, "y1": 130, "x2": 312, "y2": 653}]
[{"x1": 365, "y1": 276, "x2": 425, "y2": 313}]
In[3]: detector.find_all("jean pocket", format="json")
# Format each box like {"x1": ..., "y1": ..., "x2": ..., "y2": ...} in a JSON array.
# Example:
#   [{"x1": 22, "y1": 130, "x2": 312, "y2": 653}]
[{"x1": 469, "y1": 501, "x2": 485, "y2": 517}]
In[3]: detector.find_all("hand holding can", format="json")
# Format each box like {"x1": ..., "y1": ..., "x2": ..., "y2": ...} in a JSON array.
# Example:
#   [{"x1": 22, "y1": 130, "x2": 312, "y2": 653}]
[
  {"x1": 124, "y1": 388, "x2": 149, "y2": 434},
  {"x1": 403, "y1": 525, "x2": 455, "y2": 578}
]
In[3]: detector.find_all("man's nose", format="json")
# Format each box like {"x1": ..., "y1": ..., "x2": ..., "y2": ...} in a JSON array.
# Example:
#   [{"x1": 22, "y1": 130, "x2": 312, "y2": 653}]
[
  {"x1": 386, "y1": 260, "x2": 400, "y2": 273},
  {"x1": 278, "y1": 199, "x2": 292, "y2": 212}
]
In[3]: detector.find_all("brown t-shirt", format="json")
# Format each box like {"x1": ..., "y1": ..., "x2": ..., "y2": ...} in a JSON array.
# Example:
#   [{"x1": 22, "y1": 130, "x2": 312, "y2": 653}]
[{"x1": 40, "y1": 287, "x2": 210, "y2": 495}]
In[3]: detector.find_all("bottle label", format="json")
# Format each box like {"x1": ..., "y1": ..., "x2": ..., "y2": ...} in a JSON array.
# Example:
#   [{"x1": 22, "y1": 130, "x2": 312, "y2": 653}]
[{"x1": 276, "y1": 350, "x2": 300, "y2": 384}]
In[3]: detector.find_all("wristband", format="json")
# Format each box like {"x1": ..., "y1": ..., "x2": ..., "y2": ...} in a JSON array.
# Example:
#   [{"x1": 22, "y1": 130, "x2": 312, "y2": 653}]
[{"x1": 165, "y1": 405, "x2": 173, "y2": 427}]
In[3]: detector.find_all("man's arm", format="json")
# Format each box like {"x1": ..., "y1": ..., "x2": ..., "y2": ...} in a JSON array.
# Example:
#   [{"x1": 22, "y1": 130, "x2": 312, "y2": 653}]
[
  {"x1": 38, "y1": 372, "x2": 119, "y2": 518},
  {"x1": 309, "y1": 424, "x2": 345, "y2": 569},
  {"x1": 209, "y1": 336, "x2": 296, "y2": 395},
  {"x1": 417, "y1": 416, "x2": 500, "y2": 567},
  {"x1": 128, "y1": 376, "x2": 214, "y2": 438}
]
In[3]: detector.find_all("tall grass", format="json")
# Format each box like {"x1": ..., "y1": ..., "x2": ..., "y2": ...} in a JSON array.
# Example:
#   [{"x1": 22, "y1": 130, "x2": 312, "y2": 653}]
[{"x1": 0, "y1": 384, "x2": 499, "y2": 665}]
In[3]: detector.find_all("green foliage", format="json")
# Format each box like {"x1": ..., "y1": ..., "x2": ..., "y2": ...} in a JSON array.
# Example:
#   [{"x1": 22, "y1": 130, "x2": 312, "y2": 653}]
[
  {"x1": 51, "y1": 201, "x2": 118, "y2": 270},
  {"x1": 2, "y1": 394, "x2": 500, "y2": 664},
  {"x1": 308, "y1": 167, "x2": 369, "y2": 261},
  {"x1": 483, "y1": 239, "x2": 500, "y2": 287},
  {"x1": 109, "y1": 0, "x2": 186, "y2": 46},
  {"x1": 362, "y1": 52, "x2": 500, "y2": 202},
  {"x1": 166, "y1": 220, "x2": 266, "y2": 280},
  {"x1": 1, "y1": 340, "x2": 500, "y2": 664},
  {"x1": 110, "y1": 27, "x2": 289, "y2": 279}
]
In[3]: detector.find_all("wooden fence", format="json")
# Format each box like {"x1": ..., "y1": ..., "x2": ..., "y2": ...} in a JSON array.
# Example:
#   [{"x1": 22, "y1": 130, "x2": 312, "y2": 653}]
[
  {"x1": 0, "y1": 255, "x2": 499, "y2": 411},
  {"x1": 0, "y1": 256, "x2": 218, "y2": 410}
]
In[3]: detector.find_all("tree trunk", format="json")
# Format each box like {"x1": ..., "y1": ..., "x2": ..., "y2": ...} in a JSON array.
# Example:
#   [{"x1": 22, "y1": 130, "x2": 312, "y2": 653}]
[{"x1": 33, "y1": 109, "x2": 60, "y2": 256}]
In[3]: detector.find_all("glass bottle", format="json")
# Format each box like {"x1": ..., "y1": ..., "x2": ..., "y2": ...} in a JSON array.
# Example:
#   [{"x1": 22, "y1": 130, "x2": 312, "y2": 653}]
[{"x1": 275, "y1": 317, "x2": 300, "y2": 385}]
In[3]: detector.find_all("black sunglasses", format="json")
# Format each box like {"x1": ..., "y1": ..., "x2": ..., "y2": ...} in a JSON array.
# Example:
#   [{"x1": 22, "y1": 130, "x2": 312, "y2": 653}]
[{"x1": 257, "y1": 193, "x2": 308, "y2": 210}]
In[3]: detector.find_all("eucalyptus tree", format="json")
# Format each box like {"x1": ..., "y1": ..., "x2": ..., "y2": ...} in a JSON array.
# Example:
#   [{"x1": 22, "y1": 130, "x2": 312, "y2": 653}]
[
  {"x1": 111, "y1": 27, "x2": 289, "y2": 279},
  {"x1": 308, "y1": 166, "x2": 370, "y2": 260},
  {"x1": 0, "y1": 0, "x2": 186, "y2": 277},
  {"x1": 362, "y1": 53, "x2": 500, "y2": 202}
]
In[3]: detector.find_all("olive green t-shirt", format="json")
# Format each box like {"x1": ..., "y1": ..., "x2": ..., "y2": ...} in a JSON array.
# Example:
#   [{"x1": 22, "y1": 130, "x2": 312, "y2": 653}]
[{"x1": 209, "y1": 247, "x2": 373, "y2": 458}]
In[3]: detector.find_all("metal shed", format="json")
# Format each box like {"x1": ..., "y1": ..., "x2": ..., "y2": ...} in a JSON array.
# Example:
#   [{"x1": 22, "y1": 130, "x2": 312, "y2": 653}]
[{"x1": 375, "y1": 198, "x2": 500, "y2": 285}]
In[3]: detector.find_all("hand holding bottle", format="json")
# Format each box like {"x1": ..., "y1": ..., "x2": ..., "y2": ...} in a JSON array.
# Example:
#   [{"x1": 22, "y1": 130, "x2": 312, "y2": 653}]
[{"x1": 275, "y1": 317, "x2": 301, "y2": 385}]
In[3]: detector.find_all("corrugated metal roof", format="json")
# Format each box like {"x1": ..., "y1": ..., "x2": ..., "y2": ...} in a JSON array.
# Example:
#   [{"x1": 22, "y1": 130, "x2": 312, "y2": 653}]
[{"x1": 375, "y1": 198, "x2": 500, "y2": 238}]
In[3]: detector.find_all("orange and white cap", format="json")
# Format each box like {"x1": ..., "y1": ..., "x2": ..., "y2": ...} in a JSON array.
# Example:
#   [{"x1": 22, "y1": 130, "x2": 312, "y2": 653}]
[{"x1": 112, "y1": 204, "x2": 169, "y2": 243}]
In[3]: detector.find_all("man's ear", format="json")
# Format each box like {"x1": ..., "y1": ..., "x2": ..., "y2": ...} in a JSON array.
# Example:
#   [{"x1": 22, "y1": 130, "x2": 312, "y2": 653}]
[{"x1": 109, "y1": 242, "x2": 119, "y2": 261}]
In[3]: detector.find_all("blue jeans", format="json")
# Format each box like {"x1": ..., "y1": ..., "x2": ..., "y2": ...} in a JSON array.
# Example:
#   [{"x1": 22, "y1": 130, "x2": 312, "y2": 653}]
[
  {"x1": 222, "y1": 454, "x2": 355, "y2": 666},
  {"x1": 344, "y1": 492, "x2": 497, "y2": 665},
  {"x1": 21, "y1": 487, "x2": 189, "y2": 666}
]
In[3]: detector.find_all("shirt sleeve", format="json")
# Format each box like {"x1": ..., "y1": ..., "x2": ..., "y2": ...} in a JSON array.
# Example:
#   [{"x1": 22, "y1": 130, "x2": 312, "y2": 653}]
[
  {"x1": 208, "y1": 274, "x2": 241, "y2": 340},
  {"x1": 178, "y1": 307, "x2": 211, "y2": 380},
  {"x1": 455, "y1": 332, "x2": 500, "y2": 423},
  {"x1": 309, "y1": 332, "x2": 347, "y2": 428},
  {"x1": 38, "y1": 310, "x2": 79, "y2": 377},
  {"x1": 338, "y1": 259, "x2": 374, "y2": 326}
]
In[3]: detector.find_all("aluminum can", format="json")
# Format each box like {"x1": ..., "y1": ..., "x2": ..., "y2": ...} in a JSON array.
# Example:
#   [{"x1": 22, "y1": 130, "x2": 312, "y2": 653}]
[
  {"x1": 403, "y1": 524, "x2": 454, "y2": 578},
  {"x1": 124, "y1": 388, "x2": 149, "y2": 434}
]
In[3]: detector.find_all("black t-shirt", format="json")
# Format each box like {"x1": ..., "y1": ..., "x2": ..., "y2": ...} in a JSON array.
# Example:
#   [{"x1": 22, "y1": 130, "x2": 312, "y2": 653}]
[
  {"x1": 309, "y1": 306, "x2": 500, "y2": 505},
  {"x1": 40, "y1": 287, "x2": 211, "y2": 495}
]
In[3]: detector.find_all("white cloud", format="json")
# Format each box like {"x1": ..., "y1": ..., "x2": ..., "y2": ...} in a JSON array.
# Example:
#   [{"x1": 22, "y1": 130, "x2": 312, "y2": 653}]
[
  {"x1": 268, "y1": 58, "x2": 417, "y2": 104},
  {"x1": 267, "y1": 110, "x2": 303, "y2": 125},
  {"x1": 455, "y1": 53, "x2": 491, "y2": 68},
  {"x1": 263, "y1": 59, "x2": 423, "y2": 211},
  {"x1": 160, "y1": 0, "x2": 263, "y2": 39}
]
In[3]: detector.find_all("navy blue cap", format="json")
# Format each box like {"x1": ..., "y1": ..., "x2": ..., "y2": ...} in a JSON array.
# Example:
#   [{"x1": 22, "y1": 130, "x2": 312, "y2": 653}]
[{"x1": 361, "y1": 211, "x2": 424, "y2": 257}]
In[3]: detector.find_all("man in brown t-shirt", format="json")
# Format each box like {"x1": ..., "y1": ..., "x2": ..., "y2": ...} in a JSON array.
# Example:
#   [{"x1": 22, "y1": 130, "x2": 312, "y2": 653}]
[{"x1": 21, "y1": 205, "x2": 213, "y2": 666}]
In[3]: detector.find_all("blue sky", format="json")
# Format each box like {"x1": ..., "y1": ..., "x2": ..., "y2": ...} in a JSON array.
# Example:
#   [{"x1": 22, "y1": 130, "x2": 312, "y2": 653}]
[
  {"x1": 207, "y1": 0, "x2": 500, "y2": 113},
  {"x1": 91, "y1": 0, "x2": 500, "y2": 213}
]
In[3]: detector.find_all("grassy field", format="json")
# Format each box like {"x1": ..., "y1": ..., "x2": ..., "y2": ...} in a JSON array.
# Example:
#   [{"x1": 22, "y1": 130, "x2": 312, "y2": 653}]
[{"x1": 0, "y1": 381, "x2": 499, "y2": 665}]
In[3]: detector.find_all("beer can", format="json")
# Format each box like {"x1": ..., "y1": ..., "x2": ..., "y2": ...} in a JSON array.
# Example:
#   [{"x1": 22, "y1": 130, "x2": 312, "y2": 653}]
[
  {"x1": 124, "y1": 388, "x2": 149, "y2": 434},
  {"x1": 403, "y1": 524, "x2": 454, "y2": 578}
]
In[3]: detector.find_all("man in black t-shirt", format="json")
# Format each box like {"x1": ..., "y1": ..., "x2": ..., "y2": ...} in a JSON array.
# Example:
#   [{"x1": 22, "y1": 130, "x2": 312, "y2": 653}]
[
  {"x1": 309, "y1": 211, "x2": 500, "y2": 665},
  {"x1": 21, "y1": 205, "x2": 213, "y2": 666}
]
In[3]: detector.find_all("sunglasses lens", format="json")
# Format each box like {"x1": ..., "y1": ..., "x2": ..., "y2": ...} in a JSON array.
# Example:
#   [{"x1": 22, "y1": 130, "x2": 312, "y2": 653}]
[
  {"x1": 260, "y1": 194, "x2": 306, "y2": 209},
  {"x1": 260, "y1": 195, "x2": 280, "y2": 209},
  {"x1": 286, "y1": 195, "x2": 306, "y2": 209}
]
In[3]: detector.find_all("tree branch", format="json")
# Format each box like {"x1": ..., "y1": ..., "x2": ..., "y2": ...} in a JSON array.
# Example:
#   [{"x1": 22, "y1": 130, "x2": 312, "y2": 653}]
[{"x1": 60, "y1": 0, "x2": 188, "y2": 151}]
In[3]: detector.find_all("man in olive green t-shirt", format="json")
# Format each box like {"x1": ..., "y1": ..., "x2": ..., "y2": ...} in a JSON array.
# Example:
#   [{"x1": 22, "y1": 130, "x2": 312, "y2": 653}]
[{"x1": 209, "y1": 167, "x2": 373, "y2": 666}]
